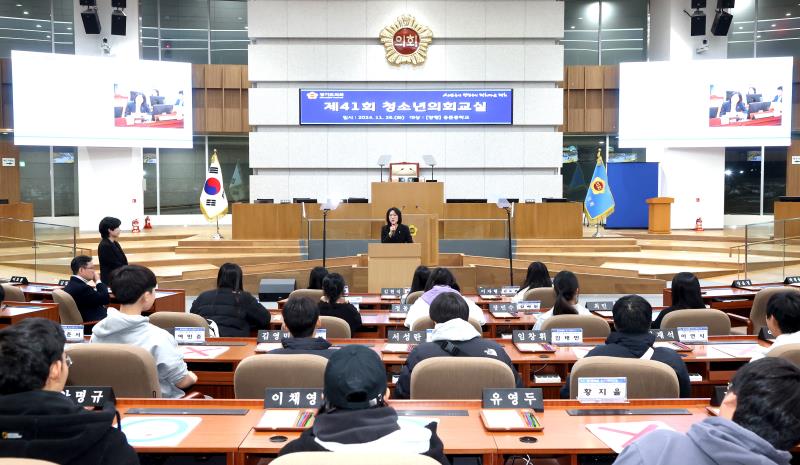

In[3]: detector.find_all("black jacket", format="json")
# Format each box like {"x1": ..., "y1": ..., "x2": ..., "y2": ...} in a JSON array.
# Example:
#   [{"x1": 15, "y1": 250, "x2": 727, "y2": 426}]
[
  {"x1": 280, "y1": 406, "x2": 449, "y2": 465},
  {"x1": 381, "y1": 224, "x2": 413, "y2": 243},
  {"x1": 0, "y1": 390, "x2": 139, "y2": 465},
  {"x1": 559, "y1": 331, "x2": 692, "y2": 398},
  {"x1": 63, "y1": 276, "x2": 109, "y2": 322},
  {"x1": 318, "y1": 301, "x2": 362, "y2": 335},
  {"x1": 268, "y1": 337, "x2": 336, "y2": 358},
  {"x1": 394, "y1": 337, "x2": 523, "y2": 399},
  {"x1": 97, "y1": 238, "x2": 128, "y2": 285},
  {"x1": 652, "y1": 306, "x2": 677, "y2": 329},
  {"x1": 189, "y1": 288, "x2": 270, "y2": 337}
]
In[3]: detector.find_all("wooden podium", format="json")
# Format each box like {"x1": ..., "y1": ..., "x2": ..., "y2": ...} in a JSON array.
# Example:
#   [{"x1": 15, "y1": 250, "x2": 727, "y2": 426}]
[
  {"x1": 646, "y1": 197, "x2": 674, "y2": 234},
  {"x1": 371, "y1": 182, "x2": 444, "y2": 216},
  {"x1": 367, "y1": 243, "x2": 422, "y2": 293}
]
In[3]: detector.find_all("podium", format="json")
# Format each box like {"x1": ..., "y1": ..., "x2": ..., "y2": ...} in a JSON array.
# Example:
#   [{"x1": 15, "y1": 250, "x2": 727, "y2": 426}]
[
  {"x1": 371, "y1": 182, "x2": 444, "y2": 217},
  {"x1": 367, "y1": 243, "x2": 422, "y2": 293},
  {"x1": 646, "y1": 197, "x2": 674, "y2": 234}
]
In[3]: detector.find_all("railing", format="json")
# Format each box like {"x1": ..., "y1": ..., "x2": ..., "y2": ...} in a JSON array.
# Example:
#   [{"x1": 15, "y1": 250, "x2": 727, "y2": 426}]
[
  {"x1": 728, "y1": 217, "x2": 800, "y2": 281},
  {"x1": 0, "y1": 217, "x2": 88, "y2": 281},
  {"x1": 302, "y1": 218, "x2": 510, "y2": 242}
]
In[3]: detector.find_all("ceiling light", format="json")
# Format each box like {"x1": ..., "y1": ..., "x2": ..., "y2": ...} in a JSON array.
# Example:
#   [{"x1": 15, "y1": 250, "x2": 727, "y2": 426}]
[
  {"x1": 578, "y1": 17, "x2": 583, "y2": 19},
  {"x1": 237, "y1": 16, "x2": 242, "y2": 20},
  {"x1": 22, "y1": 10, "x2": 28, "y2": 14},
  {"x1": 771, "y1": 23, "x2": 776, "y2": 27},
  {"x1": 35, "y1": 24, "x2": 41, "y2": 27},
  {"x1": 15, "y1": 3, "x2": 22, "y2": 6},
  {"x1": 570, "y1": 25, "x2": 575, "y2": 29},
  {"x1": 786, "y1": 12, "x2": 792, "y2": 16},
  {"x1": 738, "y1": 26, "x2": 743, "y2": 29},
  {"x1": 67, "y1": 26, "x2": 71, "y2": 30}
]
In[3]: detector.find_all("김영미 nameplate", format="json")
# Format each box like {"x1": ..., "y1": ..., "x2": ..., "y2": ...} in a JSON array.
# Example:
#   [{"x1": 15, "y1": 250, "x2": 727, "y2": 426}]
[{"x1": 380, "y1": 15, "x2": 433, "y2": 66}]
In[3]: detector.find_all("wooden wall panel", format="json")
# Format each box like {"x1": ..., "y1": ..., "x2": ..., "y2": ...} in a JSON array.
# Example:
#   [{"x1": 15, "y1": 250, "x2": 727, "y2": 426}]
[
  {"x1": 223, "y1": 89, "x2": 242, "y2": 132},
  {"x1": 205, "y1": 65, "x2": 223, "y2": 88},
  {"x1": 205, "y1": 89, "x2": 224, "y2": 132},
  {"x1": 584, "y1": 66, "x2": 603, "y2": 89},
  {"x1": 192, "y1": 89, "x2": 206, "y2": 132},
  {"x1": 0, "y1": 137, "x2": 20, "y2": 203},
  {"x1": 567, "y1": 66, "x2": 584, "y2": 89},
  {"x1": 222, "y1": 65, "x2": 241, "y2": 89},
  {"x1": 603, "y1": 89, "x2": 619, "y2": 133},
  {"x1": 585, "y1": 89, "x2": 603, "y2": 132},
  {"x1": 787, "y1": 138, "x2": 800, "y2": 196},
  {"x1": 241, "y1": 89, "x2": 249, "y2": 132},
  {"x1": 191, "y1": 64, "x2": 205, "y2": 88},
  {"x1": 567, "y1": 90, "x2": 585, "y2": 132}
]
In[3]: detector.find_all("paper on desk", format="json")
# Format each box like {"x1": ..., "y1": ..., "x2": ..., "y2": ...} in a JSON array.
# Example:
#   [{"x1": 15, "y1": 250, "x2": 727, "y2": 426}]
[
  {"x1": 255, "y1": 342, "x2": 283, "y2": 353},
  {"x1": 491, "y1": 312, "x2": 517, "y2": 318},
  {"x1": 571, "y1": 346, "x2": 594, "y2": 359},
  {"x1": 388, "y1": 313, "x2": 407, "y2": 319},
  {"x1": 586, "y1": 421, "x2": 674, "y2": 453},
  {"x1": 712, "y1": 343, "x2": 763, "y2": 358},
  {"x1": 383, "y1": 343, "x2": 412, "y2": 353},
  {"x1": 482, "y1": 409, "x2": 526, "y2": 429},
  {"x1": 257, "y1": 410, "x2": 304, "y2": 429},
  {"x1": 121, "y1": 416, "x2": 201, "y2": 447},
  {"x1": 179, "y1": 345, "x2": 229, "y2": 359},
  {"x1": 515, "y1": 343, "x2": 549, "y2": 353}
]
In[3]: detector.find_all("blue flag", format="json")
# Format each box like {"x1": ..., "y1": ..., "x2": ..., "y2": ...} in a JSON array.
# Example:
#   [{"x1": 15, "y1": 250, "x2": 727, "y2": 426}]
[{"x1": 584, "y1": 154, "x2": 615, "y2": 223}]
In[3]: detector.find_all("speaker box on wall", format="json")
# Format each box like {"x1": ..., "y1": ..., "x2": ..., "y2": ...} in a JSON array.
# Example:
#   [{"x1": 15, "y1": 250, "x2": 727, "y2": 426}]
[
  {"x1": 691, "y1": 0, "x2": 706, "y2": 8},
  {"x1": 81, "y1": 10, "x2": 101, "y2": 34},
  {"x1": 691, "y1": 15, "x2": 706, "y2": 36},
  {"x1": 711, "y1": 10, "x2": 733, "y2": 36},
  {"x1": 111, "y1": 10, "x2": 126, "y2": 36},
  {"x1": 717, "y1": 0, "x2": 735, "y2": 8}
]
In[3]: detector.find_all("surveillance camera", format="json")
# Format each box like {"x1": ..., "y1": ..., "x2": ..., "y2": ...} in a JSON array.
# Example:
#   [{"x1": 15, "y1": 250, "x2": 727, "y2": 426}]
[
  {"x1": 696, "y1": 39, "x2": 710, "y2": 54},
  {"x1": 702, "y1": 38, "x2": 709, "y2": 45},
  {"x1": 101, "y1": 37, "x2": 112, "y2": 55}
]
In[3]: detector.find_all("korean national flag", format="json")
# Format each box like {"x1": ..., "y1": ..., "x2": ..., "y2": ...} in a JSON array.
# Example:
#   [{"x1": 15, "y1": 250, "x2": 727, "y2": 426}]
[
  {"x1": 583, "y1": 153, "x2": 615, "y2": 223},
  {"x1": 200, "y1": 150, "x2": 228, "y2": 221}
]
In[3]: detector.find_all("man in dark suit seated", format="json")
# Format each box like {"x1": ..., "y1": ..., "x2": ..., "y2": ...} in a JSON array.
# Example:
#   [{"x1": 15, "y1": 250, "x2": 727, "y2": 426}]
[{"x1": 63, "y1": 255, "x2": 110, "y2": 322}]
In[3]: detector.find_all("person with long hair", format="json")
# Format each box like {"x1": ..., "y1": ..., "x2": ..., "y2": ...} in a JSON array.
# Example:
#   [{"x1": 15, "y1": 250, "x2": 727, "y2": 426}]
[
  {"x1": 533, "y1": 270, "x2": 590, "y2": 330},
  {"x1": 403, "y1": 267, "x2": 485, "y2": 329},
  {"x1": 189, "y1": 263, "x2": 270, "y2": 337},
  {"x1": 653, "y1": 272, "x2": 705, "y2": 329},
  {"x1": 512, "y1": 262, "x2": 553, "y2": 303},
  {"x1": 318, "y1": 273, "x2": 362, "y2": 334},
  {"x1": 401, "y1": 265, "x2": 430, "y2": 303},
  {"x1": 97, "y1": 216, "x2": 128, "y2": 285},
  {"x1": 381, "y1": 207, "x2": 413, "y2": 243},
  {"x1": 307, "y1": 266, "x2": 329, "y2": 290}
]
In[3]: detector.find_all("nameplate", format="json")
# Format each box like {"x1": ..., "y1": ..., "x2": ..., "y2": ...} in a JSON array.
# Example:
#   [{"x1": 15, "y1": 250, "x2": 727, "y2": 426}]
[
  {"x1": 345, "y1": 296, "x2": 362, "y2": 304},
  {"x1": 731, "y1": 279, "x2": 753, "y2": 288},
  {"x1": 343, "y1": 285, "x2": 349, "y2": 296},
  {"x1": 264, "y1": 388, "x2": 324, "y2": 408},
  {"x1": 758, "y1": 327, "x2": 776, "y2": 341},
  {"x1": 649, "y1": 328, "x2": 678, "y2": 341},
  {"x1": 483, "y1": 388, "x2": 544, "y2": 412},
  {"x1": 62, "y1": 324, "x2": 84, "y2": 343},
  {"x1": 381, "y1": 287, "x2": 410, "y2": 299},
  {"x1": 63, "y1": 386, "x2": 115, "y2": 407},
  {"x1": 58, "y1": 279, "x2": 70, "y2": 287},
  {"x1": 550, "y1": 328, "x2": 583, "y2": 345},
  {"x1": 577, "y1": 377, "x2": 627, "y2": 404},
  {"x1": 478, "y1": 287, "x2": 501, "y2": 298},
  {"x1": 258, "y1": 330, "x2": 291, "y2": 342},
  {"x1": 489, "y1": 303, "x2": 518, "y2": 315},
  {"x1": 585, "y1": 301, "x2": 614, "y2": 311},
  {"x1": 785, "y1": 276, "x2": 800, "y2": 285},
  {"x1": 513, "y1": 330, "x2": 551, "y2": 343},
  {"x1": 174, "y1": 327, "x2": 206, "y2": 345},
  {"x1": 9, "y1": 276, "x2": 28, "y2": 284},
  {"x1": 677, "y1": 326, "x2": 708, "y2": 344},
  {"x1": 501, "y1": 286, "x2": 520, "y2": 296},
  {"x1": 390, "y1": 304, "x2": 411, "y2": 314},
  {"x1": 387, "y1": 330, "x2": 429, "y2": 344},
  {"x1": 516, "y1": 301, "x2": 542, "y2": 312}
]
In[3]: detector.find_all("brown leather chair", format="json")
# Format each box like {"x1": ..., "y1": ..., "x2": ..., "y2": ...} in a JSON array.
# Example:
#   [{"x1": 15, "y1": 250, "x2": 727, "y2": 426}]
[
  {"x1": 766, "y1": 343, "x2": 800, "y2": 367},
  {"x1": 410, "y1": 316, "x2": 482, "y2": 333},
  {"x1": 410, "y1": 357, "x2": 516, "y2": 399},
  {"x1": 540, "y1": 314, "x2": 611, "y2": 338},
  {"x1": 319, "y1": 315, "x2": 351, "y2": 338},
  {"x1": 405, "y1": 290, "x2": 424, "y2": 305},
  {"x1": 234, "y1": 354, "x2": 328, "y2": 399},
  {"x1": 288, "y1": 289, "x2": 324, "y2": 301},
  {"x1": 1, "y1": 283, "x2": 26, "y2": 302},
  {"x1": 270, "y1": 452, "x2": 441, "y2": 465},
  {"x1": 522, "y1": 286, "x2": 556, "y2": 308},
  {"x1": 729, "y1": 286, "x2": 800, "y2": 335},
  {"x1": 66, "y1": 343, "x2": 162, "y2": 398},
  {"x1": 568, "y1": 356, "x2": 680, "y2": 399},
  {"x1": 661, "y1": 308, "x2": 731, "y2": 335},
  {"x1": 52, "y1": 289, "x2": 97, "y2": 327},
  {"x1": 149, "y1": 312, "x2": 211, "y2": 337}
]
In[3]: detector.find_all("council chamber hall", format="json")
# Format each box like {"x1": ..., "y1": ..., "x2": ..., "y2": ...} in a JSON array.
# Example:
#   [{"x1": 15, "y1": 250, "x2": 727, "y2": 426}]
[{"x1": 1, "y1": 0, "x2": 800, "y2": 464}]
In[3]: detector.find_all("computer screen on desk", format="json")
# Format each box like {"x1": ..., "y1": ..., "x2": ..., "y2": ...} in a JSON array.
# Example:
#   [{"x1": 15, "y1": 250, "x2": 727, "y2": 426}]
[{"x1": 12, "y1": 51, "x2": 192, "y2": 148}]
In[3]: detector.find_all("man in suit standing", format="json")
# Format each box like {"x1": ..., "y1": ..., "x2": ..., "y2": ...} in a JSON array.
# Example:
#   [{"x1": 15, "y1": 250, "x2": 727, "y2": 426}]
[{"x1": 63, "y1": 255, "x2": 110, "y2": 322}]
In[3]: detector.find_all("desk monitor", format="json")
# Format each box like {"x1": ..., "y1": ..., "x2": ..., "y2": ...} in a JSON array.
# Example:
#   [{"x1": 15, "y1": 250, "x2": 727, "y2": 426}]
[
  {"x1": 747, "y1": 101, "x2": 771, "y2": 114},
  {"x1": 293, "y1": 198, "x2": 317, "y2": 203},
  {"x1": 150, "y1": 95, "x2": 165, "y2": 106},
  {"x1": 746, "y1": 93, "x2": 762, "y2": 103},
  {"x1": 152, "y1": 104, "x2": 174, "y2": 115},
  {"x1": 446, "y1": 199, "x2": 487, "y2": 203},
  {"x1": 255, "y1": 199, "x2": 274, "y2": 204},
  {"x1": 542, "y1": 198, "x2": 569, "y2": 203},
  {"x1": 345, "y1": 198, "x2": 368, "y2": 203},
  {"x1": 709, "y1": 106, "x2": 719, "y2": 118}
]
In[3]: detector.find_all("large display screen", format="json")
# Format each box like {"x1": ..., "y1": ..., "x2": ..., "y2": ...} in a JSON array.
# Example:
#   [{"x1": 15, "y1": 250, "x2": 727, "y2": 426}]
[
  {"x1": 618, "y1": 57, "x2": 792, "y2": 148},
  {"x1": 12, "y1": 51, "x2": 192, "y2": 148},
  {"x1": 299, "y1": 89, "x2": 513, "y2": 125}
]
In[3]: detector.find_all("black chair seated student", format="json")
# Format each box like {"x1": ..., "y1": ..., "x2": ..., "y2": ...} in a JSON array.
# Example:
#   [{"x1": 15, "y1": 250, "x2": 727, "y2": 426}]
[
  {"x1": 318, "y1": 273, "x2": 361, "y2": 335},
  {"x1": 63, "y1": 255, "x2": 110, "y2": 322},
  {"x1": 560, "y1": 294, "x2": 691, "y2": 398},
  {"x1": 268, "y1": 296, "x2": 335, "y2": 359},
  {"x1": 394, "y1": 292, "x2": 522, "y2": 399}
]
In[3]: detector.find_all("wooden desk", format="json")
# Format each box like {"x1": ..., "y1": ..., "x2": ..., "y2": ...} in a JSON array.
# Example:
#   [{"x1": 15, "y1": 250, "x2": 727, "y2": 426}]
[
  {"x1": 774, "y1": 201, "x2": 800, "y2": 239},
  {"x1": 513, "y1": 202, "x2": 583, "y2": 239},
  {"x1": 15, "y1": 282, "x2": 186, "y2": 313},
  {"x1": 0, "y1": 301, "x2": 59, "y2": 327}
]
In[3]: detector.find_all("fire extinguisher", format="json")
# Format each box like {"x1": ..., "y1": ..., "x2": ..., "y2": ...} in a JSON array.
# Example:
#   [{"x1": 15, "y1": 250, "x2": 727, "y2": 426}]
[
  {"x1": 131, "y1": 218, "x2": 141, "y2": 233},
  {"x1": 144, "y1": 216, "x2": 153, "y2": 230},
  {"x1": 694, "y1": 197, "x2": 704, "y2": 232}
]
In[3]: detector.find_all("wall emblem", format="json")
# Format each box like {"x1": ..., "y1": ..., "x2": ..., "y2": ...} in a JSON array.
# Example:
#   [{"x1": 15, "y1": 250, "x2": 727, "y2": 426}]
[{"x1": 380, "y1": 15, "x2": 433, "y2": 66}]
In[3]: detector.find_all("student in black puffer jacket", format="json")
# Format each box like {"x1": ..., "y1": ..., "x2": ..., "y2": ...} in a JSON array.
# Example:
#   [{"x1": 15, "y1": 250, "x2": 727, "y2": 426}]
[{"x1": 190, "y1": 263, "x2": 270, "y2": 337}]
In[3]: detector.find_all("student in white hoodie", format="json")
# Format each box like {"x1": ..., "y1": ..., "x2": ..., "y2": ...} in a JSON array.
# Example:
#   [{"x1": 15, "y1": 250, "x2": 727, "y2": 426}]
[
  {"x1": 751, "y1": 291, "x2": 800, "y2": 361},
  {"x1": 533, "y1": 270, "x2": 591, "y2": 330},
  {"x1": 90, "y1": 265, "x2": 197, "y2": 398}
]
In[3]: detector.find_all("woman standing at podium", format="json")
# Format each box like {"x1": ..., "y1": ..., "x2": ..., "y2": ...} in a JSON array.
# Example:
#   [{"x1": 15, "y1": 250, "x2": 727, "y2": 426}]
[{"x1": 381, "y1": 207, "x2": 413, "y2": 243}]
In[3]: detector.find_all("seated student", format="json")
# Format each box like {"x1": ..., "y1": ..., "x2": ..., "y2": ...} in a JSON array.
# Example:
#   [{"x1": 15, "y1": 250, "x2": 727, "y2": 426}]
[
  {"x1": 751, "y1": 291, "x2": 800, "y2": 361},
  {"x1": 307, "y1": 266, "x2": 329, "y2": 290},
  {"x1": 404, "y1": 267, "x2": 486, "y2": 329},
  {"x1": 395, "y1": 293, "x2": 522, "y2": 399},
  {"x1": 190, "y1": 262, "x2": 270, "y2": 337},
  {"x1": 63, "y1": 255, "x2": 110, "y2": 322},
  {"x1": 90, "y1": 265, "x2": 197, "y2": 398},
  {"x1": 269, "y1": 296, "x2": 335, "y2": 358},
  {"x1": 512, "y1": 261, "x2": 552, "y2": 303},
  {"x1": 0, "y1": 318, "x2": 139, "y2": 464},
  {"x1": 279, "y1": 345, "x2": 449, "y2": 465},
  {"x1": 318, "y1": 273, "x2": 362, "y2": 334},
  {"x1": 561, "y1": 294, "x2": 690, "y2": 398},
  {"x1": 402, "y1": 265, "x2": 430, "y2": 303},
  {"x1": 613, "y1": 357, "x2": 800, "y2": 465},
  {"x1": 653, "y1": 272, "x2": 705, "y2": 329},
  {"x1": 533, "y1": 270, "x2": 591, "y2": 330}
]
